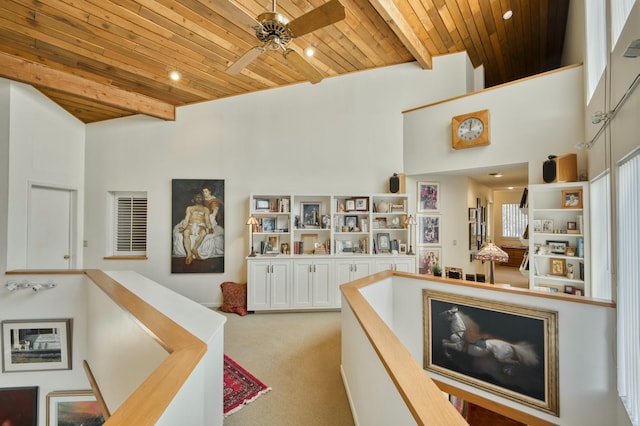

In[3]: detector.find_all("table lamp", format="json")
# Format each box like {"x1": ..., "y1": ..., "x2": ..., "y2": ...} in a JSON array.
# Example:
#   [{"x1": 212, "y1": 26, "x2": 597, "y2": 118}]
[
  {"x1": 246, "y1": 216, "x2": 259, "y2": 257},
  {"x1": 404, "y1": 214, "x2": 417, "y2": 255},
  {"x1": 474, "y1": 242, "x2": 509, "y2": 284}
]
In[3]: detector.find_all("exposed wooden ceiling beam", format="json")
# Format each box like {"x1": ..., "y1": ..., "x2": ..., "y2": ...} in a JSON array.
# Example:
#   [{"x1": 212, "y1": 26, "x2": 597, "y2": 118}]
[
  {"x1": 368, "y1": 0, "x2": 432, "y2": 69},
  {"x1": 0, "y1": 51, "x2": 175, "y2": 121}
]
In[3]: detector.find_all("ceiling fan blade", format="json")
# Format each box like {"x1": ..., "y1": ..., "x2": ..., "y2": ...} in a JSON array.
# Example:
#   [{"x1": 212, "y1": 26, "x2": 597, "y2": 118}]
[
  {"x1": 288, "y1": 0, "x2": 346, "y2": 37},
  {"x1": 226, "y1": 46, "x2": 265, "y2": 75},
  {"x1": 284, "y1": 49, "x2": 323, "y2": 84}
]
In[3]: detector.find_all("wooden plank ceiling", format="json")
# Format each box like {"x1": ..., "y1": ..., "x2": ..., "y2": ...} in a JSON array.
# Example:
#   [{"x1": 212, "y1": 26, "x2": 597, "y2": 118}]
[{"x1": 0, "y1": 0, "x2": 569, "y2": 123}]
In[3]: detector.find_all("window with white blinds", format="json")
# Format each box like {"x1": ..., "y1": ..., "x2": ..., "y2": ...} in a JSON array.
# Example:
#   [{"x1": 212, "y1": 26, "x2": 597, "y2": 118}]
[
  {"x1": 501, "y1": 203, "x2": 528, "y2": 238},
  {"x1": 112, "y1": 192, "x2": 148, "y2": 256},
  {"x1": 617, "y1": 149, "x2": 640, "y2": 426},
  {"x1": 590, "y1": 172, "x2": 612, "y2": 300}
]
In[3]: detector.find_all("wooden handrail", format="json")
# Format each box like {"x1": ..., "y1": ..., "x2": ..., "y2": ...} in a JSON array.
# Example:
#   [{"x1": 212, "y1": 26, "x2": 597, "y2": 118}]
[
  {"x1": 7, "y1": 269, "x2": 207, "y2": 425},
  {"x1": 84, "y1": 269, "x2": 206, "y2": 425},
  {"x1": 341, "y1": 271, "x2": 468, "y2": 425},
  {"x1": 340, "y1": 271, "x2": 575, "y2": 426}
]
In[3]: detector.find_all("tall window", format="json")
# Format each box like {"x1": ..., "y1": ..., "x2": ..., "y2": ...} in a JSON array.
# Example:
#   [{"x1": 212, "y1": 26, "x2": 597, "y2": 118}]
[
  {"x1": 501, "y1": 203, "x2": 528, "y2": 238},
  {"x1": 617, "y1": 150, "x2": 640, "y2": 426},
  {"x1": 585, "y1": 0, "x2": 607, "y2": 102},
  {"x1": 111, "y1": 192, "x2": 148, "y2": 256},
  {"x1": 612, "y1": 0, "x2": 636, "y2": 49},
  {"x1": 590, "y1": 172, "x2": 612, "y2": 300}
]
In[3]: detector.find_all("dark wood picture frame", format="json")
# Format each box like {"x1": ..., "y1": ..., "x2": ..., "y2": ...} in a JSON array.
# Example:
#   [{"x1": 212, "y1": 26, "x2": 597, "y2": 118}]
[{"x1": 0, "y1": 386, "x2": 38, "y2": 426}]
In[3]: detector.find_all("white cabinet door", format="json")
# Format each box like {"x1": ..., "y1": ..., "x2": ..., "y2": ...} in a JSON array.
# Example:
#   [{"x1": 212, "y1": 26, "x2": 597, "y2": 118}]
[
  {"x1": 374, "y1": 259, "x2": 395, "y2": 273},
  {"x1": 270, "y1": 261, "x2": 291, "y2": 309},
  {"x1": 248, "y1": 261, "x2": 270, "y2": 310},
  {"x1": 312, "y1": 260, "x2": 333, "y2": 307},
  {"x1": 394, "y1": 258, "x2": 414, "y2": 273},
  {"x1": 351, "y1": 260, "x2": 372, "y2": 280},
  {"x1": 293, "y1": 260, "x2": 313, "y2": 307}
]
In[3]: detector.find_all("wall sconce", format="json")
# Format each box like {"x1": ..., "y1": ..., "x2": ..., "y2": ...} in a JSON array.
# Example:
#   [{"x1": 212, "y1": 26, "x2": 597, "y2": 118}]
[
  {"x1": 246, "y1": 216, "x2": 259, "y2": 257},
  {"x1": 6, "y1": 280, "x2": 57, "y2": 292},
  {"x1": 404, "y1": 215, "x2": 417, "y2": 255},
  {"x1": 474, "y1": 242, "x2": 509, "y2": 284}
]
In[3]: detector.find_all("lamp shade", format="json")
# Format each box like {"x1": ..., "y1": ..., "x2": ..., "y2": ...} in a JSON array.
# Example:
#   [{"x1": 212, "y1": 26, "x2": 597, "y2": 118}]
[
  {"x1": 474, "y1": 242, "x2": 509, "y2": 263},
  {"x1": 246, "y1": 216, "x2": 259, "y2": 226}
]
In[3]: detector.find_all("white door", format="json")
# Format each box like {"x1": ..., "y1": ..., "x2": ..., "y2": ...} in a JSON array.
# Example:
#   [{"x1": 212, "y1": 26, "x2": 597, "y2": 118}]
[{"x1": 27, "y1": 186, "x2": 73, "y2": 269}]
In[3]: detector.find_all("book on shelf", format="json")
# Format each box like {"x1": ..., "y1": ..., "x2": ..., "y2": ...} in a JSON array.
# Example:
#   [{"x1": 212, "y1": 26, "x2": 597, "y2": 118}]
[{"x1": 576, "y1": 237, "x2": 584, "y2": 258}]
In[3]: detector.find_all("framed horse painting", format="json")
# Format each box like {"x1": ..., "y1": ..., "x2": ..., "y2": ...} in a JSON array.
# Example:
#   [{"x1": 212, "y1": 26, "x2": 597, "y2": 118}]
[{"x1": 422, "y1": 290, "x2": 559, "y2": 416}]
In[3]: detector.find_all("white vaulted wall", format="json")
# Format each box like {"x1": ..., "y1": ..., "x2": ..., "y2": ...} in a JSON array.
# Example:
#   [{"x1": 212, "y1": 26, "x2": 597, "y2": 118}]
[{"x1": 83, "y1": 54, "x2": 472, "y2": 305}]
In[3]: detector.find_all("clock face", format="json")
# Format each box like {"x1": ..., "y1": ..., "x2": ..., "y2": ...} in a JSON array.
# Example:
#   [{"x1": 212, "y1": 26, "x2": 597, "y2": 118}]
[{"x1": 456, "y1": 117, "x2": 484, "y2": 141}]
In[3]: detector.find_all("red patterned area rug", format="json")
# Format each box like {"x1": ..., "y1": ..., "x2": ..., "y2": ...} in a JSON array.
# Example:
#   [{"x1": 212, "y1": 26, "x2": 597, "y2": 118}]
[{"x1": 224, "y1": 355, "x2": 271, "y2": 417}]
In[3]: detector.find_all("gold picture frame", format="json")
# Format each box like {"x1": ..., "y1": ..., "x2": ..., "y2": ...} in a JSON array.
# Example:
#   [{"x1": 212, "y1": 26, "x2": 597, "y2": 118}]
[{"x1": 423, "y1": 290, "x2": 559, "y2": 416}]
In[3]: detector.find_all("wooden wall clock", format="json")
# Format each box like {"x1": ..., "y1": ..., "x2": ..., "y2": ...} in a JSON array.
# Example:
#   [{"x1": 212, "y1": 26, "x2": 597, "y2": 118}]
[{"x1": 451, "y1": 109, "x2": 490, "y2": 149}]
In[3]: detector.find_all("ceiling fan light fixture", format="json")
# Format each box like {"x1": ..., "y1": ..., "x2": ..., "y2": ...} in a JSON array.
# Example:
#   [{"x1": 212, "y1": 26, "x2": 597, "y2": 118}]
[{"x1": 503, "y1": 10, "x2": 513, "y2": 20}]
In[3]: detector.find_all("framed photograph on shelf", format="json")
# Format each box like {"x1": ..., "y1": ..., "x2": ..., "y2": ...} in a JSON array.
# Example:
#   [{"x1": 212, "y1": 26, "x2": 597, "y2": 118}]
[
  {"x1": 355, "y1": 197, "x2": 368, "y2": 211},
  {"x1": 262, "y1": 217, "x2": 276, "y2": 232},
  {"x1": 542, "y1": 219, "x2": 554, "y2": 233},
  {"x1": 546, "y1": 240, "x2": 569, "y2": 254},
  {"x1": 254, "y1": 198, "x2": 270, "y2": 211},
  {"x1": 345, "y1": 199, "x2": 356, "y2": 212},
  {"x1": 561, "y1": 189, "x2": 583, "y2": 209},
  {"x1": 373, "y1": 217, "x2": 387, "y2": 229},
  {"x1": 266, "y1": 235, "x2": 279, "y2": 254},
  {"x1": 301, "y1": 203, "x2": 321, "y2": 227},
  {"x1": 2, "y1": 319, "x2": 72, "y2": 372},
  {"x1": 418, "y1": 182, "x2": 440, "y2": 212},
  {"x1": 531, "y1": 219, "x2": 542, "y2": 232},
  {"x1": 377, "y1": 233, "x2": 391, "y2": 253},
  {"x1": 0, "y1": 386, "x2": 38, "y2": 426},
  {"x1": 345, "y1": 215, "x2": 358, "y2": 230},
  {"x1": 399, "y1": 243, "x2": 407, "y2": 254},
  {"x1": 564, "y1": 246, "x2": 576, "y2": 257},
  {"x1": 47, "y1": 390, "x2": 104, "y2": 426},
  {"x1": 423, "y1": 290, "x2": 559, "y2": 416},
  {"x1": 550, "y1": 258, "x2": 566, "y2": 276},
  {"x1": 418, "y1": 215, "x2": 441, "y2": 245}
]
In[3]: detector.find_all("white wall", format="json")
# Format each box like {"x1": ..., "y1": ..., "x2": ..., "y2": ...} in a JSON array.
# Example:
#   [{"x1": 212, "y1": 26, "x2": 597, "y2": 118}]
[
  {"x1": 3, "y1": 81, "x2": 85, "y2": 270},
  {"x1": 403, "y1": 65, "x2": 587, "y2": 184},
  {"x1": 0, "y1": 274, "x2": 92, "y2": 425},
  {"x1": 342, "y1": 275, "x2": 619, "y2": 425},
  {"x1": 82, "y1": 54, "x2": 472, "y2": 305}
]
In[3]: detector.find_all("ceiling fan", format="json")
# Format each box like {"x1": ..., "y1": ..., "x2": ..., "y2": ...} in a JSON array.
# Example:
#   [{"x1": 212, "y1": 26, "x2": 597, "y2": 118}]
[{"x1": 225, "y1": 0, "x2": 346, "y2": 84}]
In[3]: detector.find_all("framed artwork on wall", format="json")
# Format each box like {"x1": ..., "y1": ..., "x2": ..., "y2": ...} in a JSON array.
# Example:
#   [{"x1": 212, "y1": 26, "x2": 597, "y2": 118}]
[
  {"x1": 418, "y1": 182, "x2": 440, "y2": 212},
  {"x1": 423, "y1": 290, "x2": 559, "y2": 416},
  {"x1": 418, "y1": 214, "x2": 441, "y2": 245},
  {"x1": 2, "y1": 319, "x2": 72, "y2": 373},
  {"x1": 417, "y1": 247, "x2": 441, "y2": 275},
  {"x1": 46, "y1": 390, "x2": 105, "y2": 426},
  {"x1": 171, "y1": 179, "x2": 225, "y2": 273},
  {"x1": 0, "y1": 386, "x2": 38, "y2": 426}
]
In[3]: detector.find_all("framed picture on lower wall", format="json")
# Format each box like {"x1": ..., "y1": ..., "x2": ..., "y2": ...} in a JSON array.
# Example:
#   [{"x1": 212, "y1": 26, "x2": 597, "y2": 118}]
[
  {"x1": 0, "y1": 386, "x2": 38, "y2": 426},
  {"x1": 423, "y1": 290, "x2": 559, "y2": 416},
  {"x1": 1, "y1": 319, "x2": 72, "y2": 372},
  {"x1": 46, "y1": 390, "x2": 105, "y2": 426}
]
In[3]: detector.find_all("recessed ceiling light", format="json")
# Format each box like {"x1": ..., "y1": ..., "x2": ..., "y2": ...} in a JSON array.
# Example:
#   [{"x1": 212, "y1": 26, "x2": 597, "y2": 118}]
[
  {"x1": 489, "y1": 172, "x2": 503, "y2": 178},
  {"x1": 503, "y1": 10, "x2": 513, "y2": 20},
  {"x1": 169, "y1": 71, "x2": 181, "y2": 81},
  {"x1": 304, "y1": 47, "x2": 315, "y2": 57}
]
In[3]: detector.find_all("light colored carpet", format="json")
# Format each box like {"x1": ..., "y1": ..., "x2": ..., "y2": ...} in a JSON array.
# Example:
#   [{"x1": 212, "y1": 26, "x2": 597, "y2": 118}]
[{"x1": 221, "y1": 310, "x2": 355, "y2": 426}]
